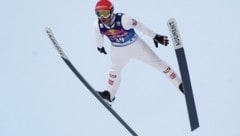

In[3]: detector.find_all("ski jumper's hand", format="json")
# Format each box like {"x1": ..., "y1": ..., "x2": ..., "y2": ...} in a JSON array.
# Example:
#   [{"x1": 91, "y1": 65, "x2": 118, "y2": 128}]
[
  {"x1": 97, "y1": 47, "x2": 107, "y2": 55},
  {"x1": 153, "y1": 34, "x2": 169, "y2": 47}
]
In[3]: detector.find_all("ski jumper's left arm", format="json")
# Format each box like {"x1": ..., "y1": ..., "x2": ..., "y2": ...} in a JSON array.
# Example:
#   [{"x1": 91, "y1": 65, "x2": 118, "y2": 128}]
[
  {"x1": 121, "y1": 14, "x2": 168, "y2": 47},
  {"x1": 121, "y1": 14, "x2": 156, "y2": 38}
]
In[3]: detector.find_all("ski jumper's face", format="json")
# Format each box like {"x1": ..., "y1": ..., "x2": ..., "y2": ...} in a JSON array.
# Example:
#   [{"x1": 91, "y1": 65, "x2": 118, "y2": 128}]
[{"x1": 97, "y1": 10, "x2": 113, "y2": 26}]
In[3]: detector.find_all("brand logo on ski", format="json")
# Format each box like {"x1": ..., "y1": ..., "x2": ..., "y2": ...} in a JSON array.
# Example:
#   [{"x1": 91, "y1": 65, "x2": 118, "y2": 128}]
[
  {"x1": 45, "y1": 27, "x2": 68, "y2": 60},
  {"x1": 168, "y1": 19, "x2": 183, "y2": 49}
]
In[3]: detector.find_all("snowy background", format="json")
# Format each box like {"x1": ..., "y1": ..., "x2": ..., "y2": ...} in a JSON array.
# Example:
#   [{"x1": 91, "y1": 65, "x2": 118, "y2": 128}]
[{"x1": 1, "y1": 0, "x2": 240, "y2": 136}]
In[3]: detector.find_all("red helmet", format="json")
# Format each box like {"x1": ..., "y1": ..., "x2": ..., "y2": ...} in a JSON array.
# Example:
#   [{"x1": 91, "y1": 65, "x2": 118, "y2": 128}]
[
  {"x1": 95, "y1": 0, "x2": 114, "y2": 13},
  {"x1": 95, "y1": 0, "x2": 114, "y2": 25}
]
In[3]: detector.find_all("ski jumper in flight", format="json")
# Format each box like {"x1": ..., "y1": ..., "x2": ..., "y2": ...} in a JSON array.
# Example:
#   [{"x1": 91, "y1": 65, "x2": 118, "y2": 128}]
[{"x1": 94, "y1": 0, "x2": 184, "y2": 105}]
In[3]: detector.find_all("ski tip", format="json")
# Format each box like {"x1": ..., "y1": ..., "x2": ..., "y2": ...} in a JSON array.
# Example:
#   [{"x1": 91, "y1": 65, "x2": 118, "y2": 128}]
[
  {"x1": 45, "y1": 27, "x2": 52, "y2": 33},
  {"x1": 167, "y1": 18, "x2": 176, "y2": 24}
]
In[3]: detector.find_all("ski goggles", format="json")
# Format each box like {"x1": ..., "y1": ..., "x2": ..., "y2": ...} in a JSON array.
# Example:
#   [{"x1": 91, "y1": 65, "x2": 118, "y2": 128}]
[{"x1": 96, "y1": 10, "x2": 111, "y2": 18}]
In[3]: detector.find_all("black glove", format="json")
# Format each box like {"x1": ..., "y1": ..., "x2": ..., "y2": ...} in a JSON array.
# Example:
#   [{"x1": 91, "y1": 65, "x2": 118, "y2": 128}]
[
  {"x1": 153, "y1": 34, "x2": 169, "y2": 47},
  {"x1": 97, "y1": 47, "x2": 107, "y2": 55}
]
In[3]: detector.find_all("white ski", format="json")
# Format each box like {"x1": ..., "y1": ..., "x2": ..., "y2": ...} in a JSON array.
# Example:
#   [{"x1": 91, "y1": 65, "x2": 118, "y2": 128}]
[
  {"x1": 167, "y1": 18, "x2": 199, "y2": 131},
  {"x1": 45, "y1": 27, "x2": 138, "y2": 136}
]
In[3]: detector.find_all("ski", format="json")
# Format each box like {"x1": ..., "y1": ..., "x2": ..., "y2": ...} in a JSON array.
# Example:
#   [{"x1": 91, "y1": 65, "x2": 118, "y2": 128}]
[
  {"x1": 45, "y1": 27, "x2": 138, "y2": 136},
  {"x1": 167, "y1": 18, "x2": 199, "y2": 131}
]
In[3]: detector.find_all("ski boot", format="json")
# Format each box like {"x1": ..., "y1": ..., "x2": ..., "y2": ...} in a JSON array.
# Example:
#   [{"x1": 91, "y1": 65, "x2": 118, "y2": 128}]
[
  {"x1": 179, "y1": 83, "x2": 185, "y2": 94},
  {"x1": 97, "y1": 90, "x2": 115, "y2": 106}
]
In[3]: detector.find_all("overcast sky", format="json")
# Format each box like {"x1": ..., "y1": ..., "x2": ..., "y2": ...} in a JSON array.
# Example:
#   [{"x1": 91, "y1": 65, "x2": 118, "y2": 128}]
[{"x1": 1, "y1": 0, "x2": 240, "y2": 136}]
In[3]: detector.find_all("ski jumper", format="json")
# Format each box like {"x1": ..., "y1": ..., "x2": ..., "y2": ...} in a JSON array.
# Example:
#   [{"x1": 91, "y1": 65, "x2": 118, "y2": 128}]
[{"x1": 94, "y1": 13, "x2": 182, "y2": 100}]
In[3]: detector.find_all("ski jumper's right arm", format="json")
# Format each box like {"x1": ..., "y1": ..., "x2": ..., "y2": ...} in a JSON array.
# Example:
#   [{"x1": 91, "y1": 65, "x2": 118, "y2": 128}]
[{"x1": 94, "y1": 20, "x2": 107, "y2": 54}]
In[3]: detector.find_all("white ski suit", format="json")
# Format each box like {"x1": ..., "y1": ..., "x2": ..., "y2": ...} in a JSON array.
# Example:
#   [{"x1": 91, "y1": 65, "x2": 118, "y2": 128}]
[{"x1": 94, "y1": 13, "x2": 182, "y2": 100}]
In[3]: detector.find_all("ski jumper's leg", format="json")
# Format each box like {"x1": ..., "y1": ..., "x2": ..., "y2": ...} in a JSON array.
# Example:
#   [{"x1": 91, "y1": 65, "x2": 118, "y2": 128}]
[
  {"x1": 133, "y1": 38, "x2": 182, "y2": 88},
  {"x1": 107, "y1": 46, "x2": 130, "y2": 100}
]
